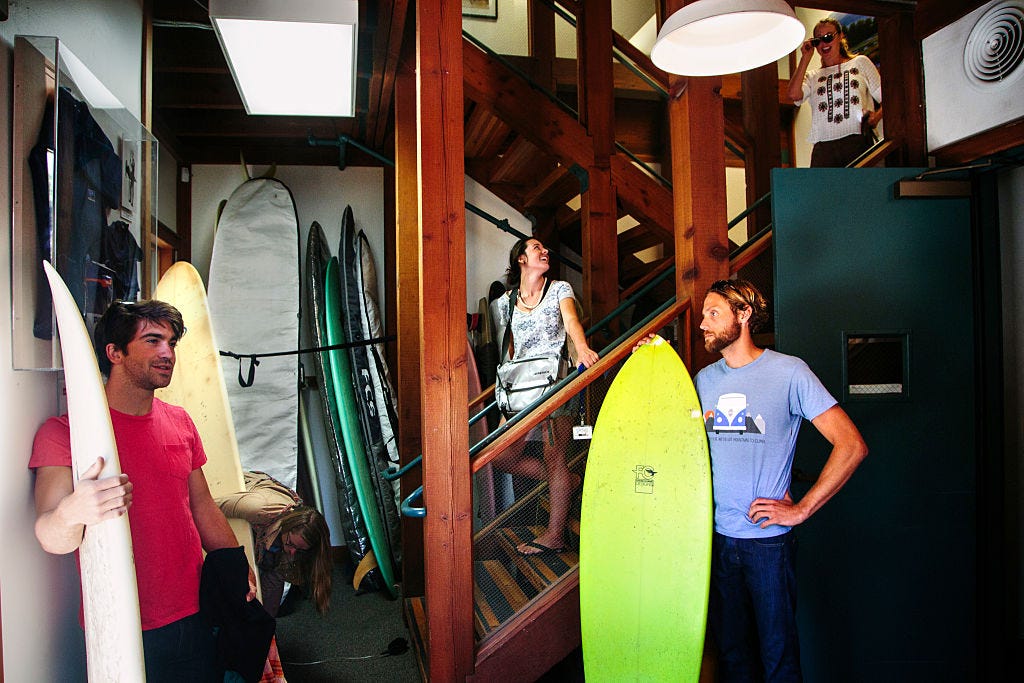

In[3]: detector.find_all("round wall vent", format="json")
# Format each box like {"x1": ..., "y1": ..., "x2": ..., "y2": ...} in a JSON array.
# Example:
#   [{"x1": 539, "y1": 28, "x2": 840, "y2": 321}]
[{"x1": 964, "y1": 1, "x2": 1024, "y2": 84}]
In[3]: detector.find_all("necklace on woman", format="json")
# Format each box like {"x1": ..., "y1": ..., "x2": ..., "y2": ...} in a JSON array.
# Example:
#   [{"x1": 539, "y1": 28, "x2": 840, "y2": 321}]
[{"x1": 518, "y1": 278, "x2": 546, "y2": 310}]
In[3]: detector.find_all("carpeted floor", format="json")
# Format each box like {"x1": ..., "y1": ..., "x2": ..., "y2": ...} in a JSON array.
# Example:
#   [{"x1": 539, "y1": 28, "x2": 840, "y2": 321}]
[{"x1": 273, "y1": 564, "x2": 420, "y2": 682}]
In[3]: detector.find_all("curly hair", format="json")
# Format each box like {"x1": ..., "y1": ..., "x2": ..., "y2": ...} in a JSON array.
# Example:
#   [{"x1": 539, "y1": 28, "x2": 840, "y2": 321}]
[{"x1": 707, "y1": 279, "x2": 769, "y2": 333}]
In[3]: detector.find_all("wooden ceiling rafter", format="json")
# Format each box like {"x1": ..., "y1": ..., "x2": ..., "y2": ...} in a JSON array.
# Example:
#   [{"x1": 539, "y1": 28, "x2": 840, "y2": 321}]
[{"x1": 365, "y1": 0, "x2": 408, "y2": 150}]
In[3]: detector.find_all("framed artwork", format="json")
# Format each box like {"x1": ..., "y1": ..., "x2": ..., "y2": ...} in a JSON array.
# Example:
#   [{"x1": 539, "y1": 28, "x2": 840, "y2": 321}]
[
  {"x1": 462, "y1": 0, "x2": 496, "y2": 19},
  {"x1": 120, "y1": 138, "x2": 139, "y2": 220}
]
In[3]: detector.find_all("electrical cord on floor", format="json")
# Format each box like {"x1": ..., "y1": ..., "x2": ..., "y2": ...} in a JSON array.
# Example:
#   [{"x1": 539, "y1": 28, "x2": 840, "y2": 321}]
[{"x1": 282, "y1": 637, "x2": 409, "y2": 665}]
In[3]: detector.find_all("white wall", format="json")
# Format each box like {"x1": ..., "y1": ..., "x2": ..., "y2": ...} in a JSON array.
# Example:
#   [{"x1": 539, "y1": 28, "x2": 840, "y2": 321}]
[
  {"x1": 0, "y1": 1, "x2": 142, "y2": 680},
  {"x1": 791, "y1": 8, "x2": 833, "y2": 168},
  {"x1": 465, "y1": 176, "x2": 528, "y2": 308},
  {"x1": 189, "y1": 164, "x2": 385, "y2": 296}
]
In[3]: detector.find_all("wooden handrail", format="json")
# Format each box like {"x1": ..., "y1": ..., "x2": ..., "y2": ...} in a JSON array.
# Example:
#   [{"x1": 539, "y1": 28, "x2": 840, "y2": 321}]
[
  {"x1": 852, "y1": 138, "x2": 898, "y2": 168},
  {"x1": 730, "y1": 229, "x2": 773, "y2": 274},
  {"x1": 471, "y1": 297, "x2": 692, "y2": 474}
]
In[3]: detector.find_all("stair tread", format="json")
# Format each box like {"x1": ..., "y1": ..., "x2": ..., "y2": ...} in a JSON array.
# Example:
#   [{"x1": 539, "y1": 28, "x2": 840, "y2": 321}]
[
  {"x1": 474, "y1": 559, "x2": 532, "y2": 639},
  {"x1": 496, "y1": 525, "x2": 580, "y2": 591}
]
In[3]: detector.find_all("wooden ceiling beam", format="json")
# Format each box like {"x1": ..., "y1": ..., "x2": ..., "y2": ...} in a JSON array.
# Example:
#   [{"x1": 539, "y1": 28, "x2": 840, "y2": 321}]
[
  {"x1": 154, "y1": 72, "x2": 243, "y2": 109},
  {"x1": 157, "y1": 109, "x2": 358, "y2": 138},
  {"x1": 367, "y1": 0, "x2": 409, "y2": 149},
  {"x1": 463, "y1": 39, "x2": 596, "y2": 168},
  {"x1": 618, "y1": 223, "x2": 668, "y2": 257},
  {"x1": 610, "y1": 155, "x2": 674, "y2": 238}
]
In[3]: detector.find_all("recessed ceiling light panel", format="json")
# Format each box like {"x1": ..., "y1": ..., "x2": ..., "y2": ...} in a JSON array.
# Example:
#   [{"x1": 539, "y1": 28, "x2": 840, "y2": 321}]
[{"x1": 210, "y1": 0, "x2": 358, "y2": 116}]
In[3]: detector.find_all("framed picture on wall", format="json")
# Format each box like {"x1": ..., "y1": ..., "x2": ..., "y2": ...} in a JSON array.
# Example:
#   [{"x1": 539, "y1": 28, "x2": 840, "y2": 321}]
[
  {"x1": 462, "y1": 0, "x2": 496, "y2": 19},
  {"x1": 120, "y1": 138, "x2": 139, "y2": 220}
]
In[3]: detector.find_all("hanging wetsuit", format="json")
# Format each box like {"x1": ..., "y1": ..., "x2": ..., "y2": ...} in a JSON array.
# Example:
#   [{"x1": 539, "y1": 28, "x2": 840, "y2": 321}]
[{"x1": 29, "y1": 87, "x2": 122, "y2": 338}]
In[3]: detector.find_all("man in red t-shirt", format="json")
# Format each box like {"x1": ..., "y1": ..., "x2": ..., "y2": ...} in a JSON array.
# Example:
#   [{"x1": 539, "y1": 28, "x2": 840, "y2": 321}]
[{"x1": 30, "y1": 300, "x2": 256, "y2": 682}]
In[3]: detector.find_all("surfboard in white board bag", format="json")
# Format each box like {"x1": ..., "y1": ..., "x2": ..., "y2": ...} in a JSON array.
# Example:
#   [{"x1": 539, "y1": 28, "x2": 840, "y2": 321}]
[
  {"x1": 207, "y1": 177, "x2": 301, "y2": 489},
  {"x1": 42, "y1": 260, "x2": 146, "y2": 682}
]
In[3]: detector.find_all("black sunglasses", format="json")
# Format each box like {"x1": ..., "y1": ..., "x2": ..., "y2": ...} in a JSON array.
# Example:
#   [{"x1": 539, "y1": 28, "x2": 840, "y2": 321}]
[{"x1": 810, "y1": 32, "x2": 837, "y2": 47}]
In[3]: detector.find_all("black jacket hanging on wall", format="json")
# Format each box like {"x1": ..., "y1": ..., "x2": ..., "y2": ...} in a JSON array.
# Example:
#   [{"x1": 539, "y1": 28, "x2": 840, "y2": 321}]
[{"x1": 29, "y1": 87, "x2": 122, "y2": 339}]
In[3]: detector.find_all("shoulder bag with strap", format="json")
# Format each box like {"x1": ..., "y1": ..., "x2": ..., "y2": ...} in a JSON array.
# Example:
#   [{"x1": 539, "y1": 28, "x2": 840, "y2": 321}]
[{"x1": 494, "y1": 281, "x2": 569, "y2": 417}]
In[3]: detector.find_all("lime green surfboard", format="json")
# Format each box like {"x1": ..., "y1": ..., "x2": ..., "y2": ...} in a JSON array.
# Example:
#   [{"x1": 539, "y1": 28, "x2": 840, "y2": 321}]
[
  {"x1": 579, "y1": 335, "x2": 712, "y2": 681},
  {"x1": 324, "y1": 257, "x2": 399, "y2": 597}
]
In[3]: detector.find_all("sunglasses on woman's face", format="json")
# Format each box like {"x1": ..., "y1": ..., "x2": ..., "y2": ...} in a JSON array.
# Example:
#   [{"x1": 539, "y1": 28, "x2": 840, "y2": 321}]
[{"x1": 810, "y1": 32, "x2": 837, "y2": 47}]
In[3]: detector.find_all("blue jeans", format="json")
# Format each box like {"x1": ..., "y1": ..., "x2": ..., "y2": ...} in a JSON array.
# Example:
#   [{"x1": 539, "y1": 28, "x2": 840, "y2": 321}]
[
  {"x1": 709, "y1": 532, "x2": 801, "y2": 683},
  {"x1": 141, "y1": 612, "x2": 219, "y2": 683}
]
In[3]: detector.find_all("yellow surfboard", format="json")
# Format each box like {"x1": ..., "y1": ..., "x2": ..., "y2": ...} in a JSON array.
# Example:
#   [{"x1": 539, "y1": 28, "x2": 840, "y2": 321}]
[
  {"x1": 155, "y1": 261, "x2": 260, "y2": 597},
  {"x1": 579, "y1": 335, "x2": 712, "y2": 681}
]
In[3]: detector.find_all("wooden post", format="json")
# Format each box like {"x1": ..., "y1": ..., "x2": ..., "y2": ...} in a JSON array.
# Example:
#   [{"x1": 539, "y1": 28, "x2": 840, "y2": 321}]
[
  {"x1": 141, "y1": 0, "x2": 156, "y2": 295},
  {"x1": 416, "y1": 1, "x2": 474, "y2": 681},
  {"x1": 577, "y1": 0, "x2": 618, "y2": 325},
  {"x1": 741, "y1": 62, "x2": 781, "y2": 239},
  {"x1": 394, "y1": 28, "x2": 424, "y2": 597},
  {"x1": 529, "y1": 0, "x2": 556, "y2": 92},
  {"x1": 663, "y1": 1, "x2": 731, "y2": 371},
  {"x1": 878, "y1": 10, "x2": 927, "y2": 166}
]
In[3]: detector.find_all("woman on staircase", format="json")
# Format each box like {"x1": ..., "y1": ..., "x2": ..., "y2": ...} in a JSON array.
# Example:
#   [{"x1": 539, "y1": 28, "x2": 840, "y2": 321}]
[{"x1": 493, "y1": 238, "x2": 599, "y2": 556}]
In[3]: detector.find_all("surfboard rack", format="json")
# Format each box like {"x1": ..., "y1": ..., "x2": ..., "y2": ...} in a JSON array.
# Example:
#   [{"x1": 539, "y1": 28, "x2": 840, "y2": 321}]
[
  {"x1": 401, "y1": 485, "x2": 426, "y2": 518},
  {"x1": 218, "y1": 335, "x2": 395, "y2": 387}
]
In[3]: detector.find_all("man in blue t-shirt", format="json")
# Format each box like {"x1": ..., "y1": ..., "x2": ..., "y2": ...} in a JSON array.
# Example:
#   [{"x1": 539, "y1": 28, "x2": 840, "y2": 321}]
[{"x1": 695, "y1": 279, "x2": 867, "y2": 683}]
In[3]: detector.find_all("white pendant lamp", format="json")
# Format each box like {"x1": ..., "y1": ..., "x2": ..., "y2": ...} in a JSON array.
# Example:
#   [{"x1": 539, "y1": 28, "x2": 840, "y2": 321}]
[
  {"x1": 209, "y1": 0, "x2": 358, "y2": 116},
  {"x1": 651, "y1": 0, "x2": 805, "y2": 76}
]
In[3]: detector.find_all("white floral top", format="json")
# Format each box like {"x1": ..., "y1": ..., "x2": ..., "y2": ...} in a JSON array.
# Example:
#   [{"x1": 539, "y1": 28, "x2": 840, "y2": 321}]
[
  {"x1": 494, "y1": 279, "x2": 574, "y2": 359},
  {"x1": 796, "y1": 54, "x2": 882, "y2": 143}
]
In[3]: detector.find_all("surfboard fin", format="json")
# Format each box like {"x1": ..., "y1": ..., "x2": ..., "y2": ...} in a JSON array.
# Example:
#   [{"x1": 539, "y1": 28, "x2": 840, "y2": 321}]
[{"x1": 353, "y1": 550, "x2": 379, "y2": 590}]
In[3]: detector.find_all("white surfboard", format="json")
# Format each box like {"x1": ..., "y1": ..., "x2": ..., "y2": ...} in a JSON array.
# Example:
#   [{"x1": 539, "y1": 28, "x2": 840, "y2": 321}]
[
  {"x1": 207, "y1": 178, "x2": 300, "y2": 488},
  {"x1": 42, "y1": 261, "x2": 146, "y2": 682}
]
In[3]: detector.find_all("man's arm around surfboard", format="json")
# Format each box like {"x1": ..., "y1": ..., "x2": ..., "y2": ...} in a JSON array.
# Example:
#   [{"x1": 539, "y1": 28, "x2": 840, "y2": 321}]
[{"x1": 34, "y1": 457, "x2": 133, "y2": 554}]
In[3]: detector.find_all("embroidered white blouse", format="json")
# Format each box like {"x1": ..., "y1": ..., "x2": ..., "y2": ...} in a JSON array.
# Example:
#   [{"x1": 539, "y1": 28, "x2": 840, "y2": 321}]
[{"x1": 795, "y1": 55, "x2": 882, "y2": 144}]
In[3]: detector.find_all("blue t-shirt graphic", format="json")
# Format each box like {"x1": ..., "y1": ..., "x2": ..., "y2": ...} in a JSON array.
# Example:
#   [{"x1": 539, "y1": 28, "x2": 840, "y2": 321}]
[{"x1": 695, "y1": 349, "x2": 836, "y2": 539}]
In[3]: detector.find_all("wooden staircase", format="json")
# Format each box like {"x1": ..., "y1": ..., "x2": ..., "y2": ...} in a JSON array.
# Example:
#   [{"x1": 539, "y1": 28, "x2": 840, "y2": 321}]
[
  {"x1": 405, "y1": 27, "x2": 736, "y2": 683},
  {"x1": 405, "y1": 490, "x2": 586, "y2": 681},
  {"x1": 407, "y1": 440, "x2": 590, "y2": 680},
  {"x1": 461, "y1": 37, "x2": 676, "y2": 296}
]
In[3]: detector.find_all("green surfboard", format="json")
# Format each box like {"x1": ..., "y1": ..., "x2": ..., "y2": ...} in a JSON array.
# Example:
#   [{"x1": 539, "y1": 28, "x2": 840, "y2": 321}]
[
  {"x1": 579, "y1": 335, "x2": 712, "y2": 681},
  {"x1": 323, "y1": 257, "x2": 399, "y2": 598}
]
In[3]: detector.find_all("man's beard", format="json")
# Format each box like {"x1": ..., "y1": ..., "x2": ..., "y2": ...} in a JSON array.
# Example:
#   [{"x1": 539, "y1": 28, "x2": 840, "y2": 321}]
[{"x1": 704, "y1": 319, "x2": 741, "y2": 353}]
